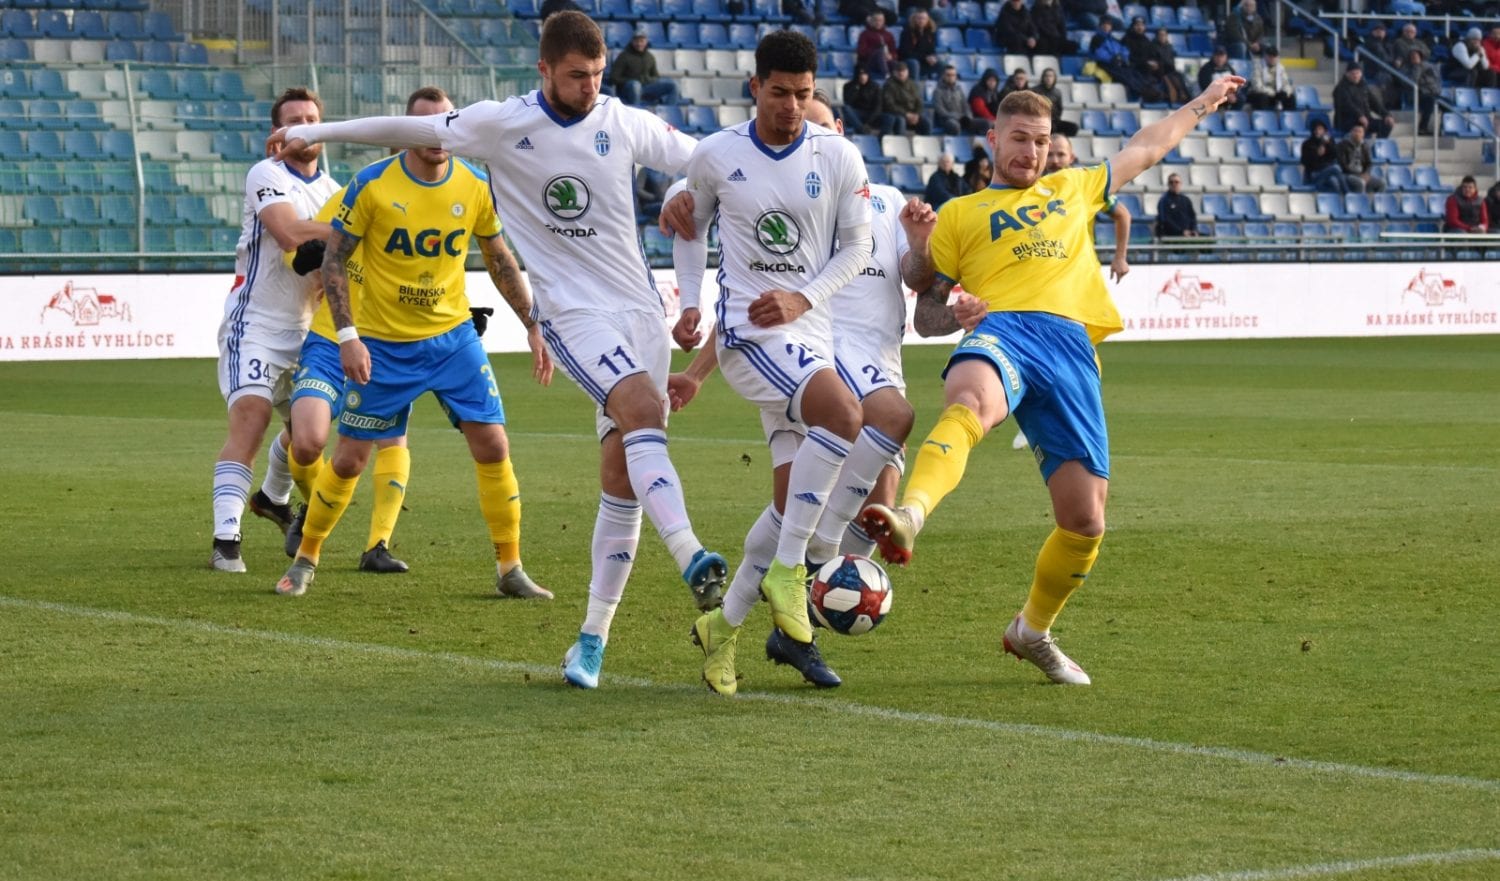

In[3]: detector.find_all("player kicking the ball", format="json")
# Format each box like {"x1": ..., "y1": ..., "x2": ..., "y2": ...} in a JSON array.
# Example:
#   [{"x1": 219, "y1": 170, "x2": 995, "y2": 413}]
[
  {"x1": 271, "y1": 87, "x2": 553, "y2": 599},
  {"x1": 271, "y1": 11, "x2": 727, "y2": 689},
  {"x1": 860, "y1": 78, "x2": 1246, "y2": 685}
]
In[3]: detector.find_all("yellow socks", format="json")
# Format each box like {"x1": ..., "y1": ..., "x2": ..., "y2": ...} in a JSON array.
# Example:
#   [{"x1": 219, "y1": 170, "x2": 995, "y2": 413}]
[
  {"x1": 902, "y1": 403, "x2": 986, "y2": 519},
  {"x1": 288, "y1": 452, "x2": 324, "y2": 504},
  {"x1": 298, "y1": 467, "x2": 360, "y2": 564},
  {"x1": 366, "y1": 445, "x2": 410, "y2": 552},
  {"x1": 475, "y1": 458, "x2": 521, "y2": 570},
  {"x1": 1021, "y1": 527, "x2": 1102, "y2": 633}
]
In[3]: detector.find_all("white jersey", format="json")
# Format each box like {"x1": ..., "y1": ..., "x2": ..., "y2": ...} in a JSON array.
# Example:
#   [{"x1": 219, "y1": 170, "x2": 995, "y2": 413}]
[
  {"x1": 832, "y1": 182, "x2": 909, "y2": 352},
  {"x1": 433, "y1": 91, "x2": 698, "y2": 321},
  {"x1": 226, "y1": 158, "x2": 339, "y2": 333},
  {"x1": 684, "y1": 120, "x2": 872, "y2": 343}
]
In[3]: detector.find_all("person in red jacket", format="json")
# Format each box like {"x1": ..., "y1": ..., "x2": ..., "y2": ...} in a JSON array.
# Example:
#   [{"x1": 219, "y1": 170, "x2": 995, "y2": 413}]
[
  {"x1": 1443, "y1": 176, "x2": 1490, "y2": 233},
  {"x1": 856, "y1": 10, "x2": 898, "y2": 78},
  {"x1": 968, "y1": 67, "x2": 1001, "y2": 124}
]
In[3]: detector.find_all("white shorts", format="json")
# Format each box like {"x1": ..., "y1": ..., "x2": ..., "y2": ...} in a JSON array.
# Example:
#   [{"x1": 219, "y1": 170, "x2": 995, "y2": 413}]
[
  {"x1": 540, "y1": 308, "x2": 671, "y2": 440},
  {"x1": 717, "y1": 323, "x2": 835, "y2": 421},
  {"x1": 833, "y1": 333, "x2": 906, "y2": 399},
  {"x1": 217, "y1": 319, "x2": 304, "y2": 412}
]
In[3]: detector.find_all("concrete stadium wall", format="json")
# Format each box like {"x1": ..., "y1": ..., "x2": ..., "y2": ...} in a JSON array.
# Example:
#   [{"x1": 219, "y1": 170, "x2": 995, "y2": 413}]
[{"x1": 2, "y1": 262, "x2": 1497, "y2": 361}]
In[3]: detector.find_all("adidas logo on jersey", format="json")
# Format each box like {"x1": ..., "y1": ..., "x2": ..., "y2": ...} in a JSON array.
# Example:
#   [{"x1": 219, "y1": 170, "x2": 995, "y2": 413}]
[
  {"x1": 515, "y1": 137, "x2": 534, "y2": 150},
  {"x1": 727, "y1": 168, "x2": 747, "y2": 182}
]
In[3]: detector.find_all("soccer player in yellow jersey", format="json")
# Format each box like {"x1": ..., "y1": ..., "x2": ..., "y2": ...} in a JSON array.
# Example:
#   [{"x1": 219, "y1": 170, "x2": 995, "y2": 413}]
[
  {"x1": 276, "y1": 86, "x2": 554, "y2": 598},
  {"x1": 861, "y1": 77, "x2": 1244, "y2": 684}
]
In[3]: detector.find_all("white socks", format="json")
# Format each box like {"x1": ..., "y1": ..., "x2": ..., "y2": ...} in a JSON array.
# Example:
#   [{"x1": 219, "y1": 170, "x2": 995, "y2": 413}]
[
  {"x1": 622, "y1": 428, "x2": 702, "y2": 572},
  {"x1": 774, "y1": 426, "x2": 849, "y2": 569},
  {"x1": 260, "y1": 431, "x2": 294, "y2": 505},
  {"x1": 212, "y1": 461, "x2": 253, "y2": 540},
  {"x1": 723, "y1": 504, "x2": 782, "y2": 628},
  {"x1": 582, "y1": 493, "x2": 642, "y2": 641},
  {"x1": 806, "y1": 426, "x2": 902, "y2": 565}
]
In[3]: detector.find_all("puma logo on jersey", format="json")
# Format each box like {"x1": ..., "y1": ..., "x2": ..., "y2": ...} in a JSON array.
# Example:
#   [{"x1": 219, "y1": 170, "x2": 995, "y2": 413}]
[
  {"x1": 728, "y1": 168, "x2": 747, "y2": 182},
  {"x1": 391, "y1": 201, "x2": 408, "y2": 215},
  {"x1": 515, "y1": 137, "x2": 534, "y2": 150}
]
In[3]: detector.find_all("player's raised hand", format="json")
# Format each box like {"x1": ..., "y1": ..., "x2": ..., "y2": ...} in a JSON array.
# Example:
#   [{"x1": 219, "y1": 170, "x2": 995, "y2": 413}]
[
  {"x1": 951, "y1": 292, "x2": 988, "y2": 332},
  {"x1": 267, "y1": 126, "x2": 309, "y2": 162},
  {"x1": 526, "y1": 324, "x2": 553, "y2": 386},
  {"x1": 1197, "y1": 75, "x2": 1246, "y2": 114},
  {"x1": 666, "y1": 372, "x2": 701, "y2": 412},
  {"x1": 659, "y1": 190, "x2": 697, "y2": 241},
  {"x1": 899, "y1": 197, "x2": 937, "y2": 242},
  {"x1": 673, "y1": 307, "x2": 703, "y2": 352},
  {"x1": 748, "y1": 290, "x2": 811, "y2": 327},
  {"x1": 340, "y1": 337, "x2": 371, "y2": 385},
  {"x1": 1109, "y1": 253, "x2": 1130, "y2": 283}
]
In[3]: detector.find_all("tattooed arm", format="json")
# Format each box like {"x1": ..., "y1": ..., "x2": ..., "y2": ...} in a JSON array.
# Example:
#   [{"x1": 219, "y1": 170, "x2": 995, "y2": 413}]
[
  {"x1": 322, "y1": 229, "x2": 371, "y2": 384},
  {"x1": 479, "y1": 234, "x2": 553, "y2": 386},
  {"x1": 913, "y1": 277, "x2": 960, "y2": 337},
  {"x1": 1109, "y1": 75, "x2": 1246, "y2": 193}
]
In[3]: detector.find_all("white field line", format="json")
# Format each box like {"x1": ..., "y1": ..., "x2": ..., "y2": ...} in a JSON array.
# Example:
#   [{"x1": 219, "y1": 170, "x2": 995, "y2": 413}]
[
  {"x1": 5, "y1": 595, "x2": 1499, "y2": 798},
  {"x1": 1145, "y1": 847, "x2": 1500, "y2": 881}
]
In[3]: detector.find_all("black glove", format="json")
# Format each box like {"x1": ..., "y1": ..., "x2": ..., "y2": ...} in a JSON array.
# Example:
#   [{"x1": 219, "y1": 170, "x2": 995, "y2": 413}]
[
  {"x1": 469, "y1": 306, "x2": 495, "y2": 337},
  {"x1": 291, "y1": 238, "x2": 326, "y2": 275}
]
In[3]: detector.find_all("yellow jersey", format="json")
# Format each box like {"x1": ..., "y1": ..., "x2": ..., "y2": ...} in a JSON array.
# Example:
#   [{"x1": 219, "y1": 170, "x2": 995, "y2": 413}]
[
  {"x1": 331, "y1": 154, "x2": 501, "y2": 342},
  {"x1": 929, "y1": 163, "x2": 1123, "y2": 342},
  {"x1": 293, "y1": 187, "x2": 368, "y2": 343}
]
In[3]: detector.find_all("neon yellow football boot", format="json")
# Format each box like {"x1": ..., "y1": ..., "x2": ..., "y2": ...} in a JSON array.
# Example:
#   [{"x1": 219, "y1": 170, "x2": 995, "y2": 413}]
[
  {"x1": 691, "y1": 608, "x2": 740, "y2": 696},
  {"x1": 758, "y1": 559, "x2": 813, "y2": 644}
]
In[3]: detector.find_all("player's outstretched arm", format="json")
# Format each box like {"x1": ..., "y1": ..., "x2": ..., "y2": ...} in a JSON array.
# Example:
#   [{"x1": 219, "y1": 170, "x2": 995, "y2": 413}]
[
  {"x1": 323, "y1": 230, "x2": 371, "y2": 384},
  {"x1": 1109, "y1": 200, "x2": 1131, "y2": 282},
  {"x1": 479, "y1": 234, "x2": 552, "y2": 386},
  {"x1": 259, "y1": 202, "x2": 330, "y2": 253},
  {"x1": 668, "y1": 328, "x2": 720, "y2": 412},
  {"x1": 1109, "y1": 76, "x2": 1245, "y2": 193},
  {"x1": 269, "y1": 115, "x2": 444, "y2": 161}
]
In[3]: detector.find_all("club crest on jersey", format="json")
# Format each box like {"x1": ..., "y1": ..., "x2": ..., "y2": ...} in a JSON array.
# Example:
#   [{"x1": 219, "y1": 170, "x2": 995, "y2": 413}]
[
  {"x1": 754, "y1": 209, "x2": 801, "y2": 255},
  {"x1": 451, "y1": 203, "x2": 464, "y2": 217},
  {"x1": 804, "y1": 171, "x2": 822, "y2": 199},
  {"x1": 544, "y1": 174, "x2": 591, "y2": 221},
  {"x1": 871, "y1": 193, "x2": 887, "y2": 213},
  {"x1": 593, "y1": 131, "x2": 610, "y2": 156}
]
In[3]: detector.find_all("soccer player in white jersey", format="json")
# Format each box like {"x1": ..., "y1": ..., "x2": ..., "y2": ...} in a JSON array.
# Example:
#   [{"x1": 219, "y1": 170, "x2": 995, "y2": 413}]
[
  {"x1": 210, "y1": 87, "x2": 340, "y2": 573},
  {"x1": 268, "y1": 11, "x2": 726, "y2": 689},
  {"x1": 668, "y1": 90, "x2": 934, "y2": 690},
  {"x1": 663, "y1": 31, "x2": 897, "y2": 697}
]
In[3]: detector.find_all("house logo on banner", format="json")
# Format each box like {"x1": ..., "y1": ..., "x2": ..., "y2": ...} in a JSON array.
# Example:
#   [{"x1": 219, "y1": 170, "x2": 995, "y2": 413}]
[
  {"x1": 1156, "y1": 271, "x2": 1226, "y2": 309},
  {"x1": 1121, "y1": 269, "x2": 1262, "y2": 337},
  {"x1": 1401, "y1": 270, "x2": 1465, "y2": 307},
  {"x1": 40, "y1": 281, "x2": 133, "y2": 326},
  {"x1": 1368, "y1": 267, "x2": 1496, "y2": 330}
]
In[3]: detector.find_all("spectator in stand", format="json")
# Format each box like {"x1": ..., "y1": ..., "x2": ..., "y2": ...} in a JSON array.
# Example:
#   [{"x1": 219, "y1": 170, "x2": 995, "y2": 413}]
[
  {"x1": 1149, "y1": 27, "x2": 1191, "y2": 105},
  {"x1": 898, "y1": 8, "x2": 941, "y2": 79},
  {"x1": 538, "y1": 0, "x2": 581, "y2": 19},
  {"x1": 993, "y1": 0, "x2": 1040, "y2": 55},
  {"x1": 961, "y1": 151, "x2": 991, "y2": 195},
  {"x1": 881, "y1": 62, "x2": 933, "y2": 134},
  {"x1": 1390, "y1": 22, "x2": 1430, "y2": 64},
  {"x1": 931, "y1": 64, "x2": 974, "y2": 135},
  {"x1": 1485, "y1": 27, "x2": 1500, "y2": 76},
  {"x1": 856, "y1": 11, "x2": 898, "y2": 79},
  {"x1": 1198, "y1": 47, "x2": 1245, "y2": 109},
  {"x1": 1155, "y1": 172, "x2": 1199, "y2": 238},
  {"x1": 1300, "y1": 118, "x2": 1347, "y2": 194},
  {"x1": 1450, "y1": 28, "x2": 1496, "y2": 89},
  {"x1": 924, "y1": 152, "x2": 966, "y2": 208},
  {"x1": 1121, "y1": 16, "x2": 1153, "y2": 63},
  {"x1": 1358, "y1": 22, "x2": 1398, "y2": 107},
  {"x1": 1443, "y1": 175, "x2": 1490, "y2": 233},
  {"x1": 1405, "y1": 49, "x2": 1440, "y2": 135},
  {"x1": 1030, "y1": 68, "x2": 1079, "y2": 136},
  {"x1": 1336, "y1": 122, "x2": 1385, "y2": 193},
  {"x1": 968, "y1": 67, "x2": 1002, "y2": 129},
  {"x1": 782, "y1": 0, "x2": 818, "y2": 25},
  {"x1": 1248, "y1": 45, "x2": 1296, "y2": 110},
  {"x1": 610, "y1": 28, "x2": 679, "y2": 107},
  {"x1": 635, "y1": 167, "x2": 671, "y2": 222},
  {"x1": 1062, "y1": 0, "x2": 1108, "y2": 30},
  {"x1": 842, "y1": 63, "x2": 885, "y2": 134},
  {"x1": 1030, "y1": 0, "x2": 1078, "y2": 57},
  {"x1": 1090, "y1": 19, "x2": 1152, "y2": 99},
  {"x1": 1333, "y1": 64, "x2": 1394, "y2": 139},
  {"x1": 1221, "y1": 0, "x2": 1264, "y2": 61},
  {"x1": 839, "y1": 0, "x2": 882, "y2": 21},
  {"x1": 999, "y1": 68, "x2": 1030, "y2": 102},
  {"x1": 1487, "y1": 179, "x2": 1500, "y2": 230},
  {"x1": 1123, "y1": 18, "x2": 1177, "y2": 105}
]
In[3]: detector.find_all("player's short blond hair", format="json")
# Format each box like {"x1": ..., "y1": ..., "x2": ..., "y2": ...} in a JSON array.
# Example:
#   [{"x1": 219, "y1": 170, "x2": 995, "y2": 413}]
[{"x1": 996, "y1": 90, "x2": 1052, "y2": 124}]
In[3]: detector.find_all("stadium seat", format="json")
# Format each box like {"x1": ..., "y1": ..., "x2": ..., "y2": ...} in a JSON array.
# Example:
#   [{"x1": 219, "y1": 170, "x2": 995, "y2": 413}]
[
  {"x1": 176, "y1": 42, "x2": 208, "y2": 64},
  {"x1": 140, "y1": 40, "x2": 175, "y2": 63},
  {"x1": 1371, "y1": 139, "x2": 1411, "y2": 165},
  {"x1": 1295, "y1": 85, "x2": 1329, "y2": 110},
  {"x1": 61, "y1": 194, "x2": 105, "y2": 226},
  {"x1": 1232, "y1": 193, "x2": 1270, "y2": 221},
  {"x1": 851, "y1": 134, "x2": 891, "y2": 164},
  {"x1": 0, "y1": 37, "x2": 28, "y2": 61},
  {"x1": 1315, "y1": 192, "x2": 1345, "y2": 219},
  {"x1": 1201, "y1": 193, "x2": 1233, "y2": 219},
  {"x1": 1275, "y1": 167, "x2": 1309, "y2": 197},
  {"x1": 100, "y1": 129, "x2": 134, "y2": 160},
  {"x1": 1177, "y1": 6, "x2": 1206, "y2": 29},
  {"x1": 683, "y1": 105, "x2": 716, "y2": 133},
  {"x1": 107, "y1": 11, "x2": 145, "y2": 39},
  {"x1": 104, "y1": 39, "x2": 139, "y2": 61},
  {"x1": 1109, "y1": 110, "x2": 1140, "y2": 136},
  {"x1": 1222, "y1": 110, "x2": 1252, "y2": 136},
  {"x1": 1342, "y1": 193, "x2": 1372, "y2": 219},
  {"x1": 24, "y1": 193, "x2": 64, "y2": 225},
  {"x1": 0, "y1": 129, "x2": 20, "y2": 155},
  {"x1": 37, "y1": 9, "x2": 72, "y2": 38},
  {"x1": 1383, "y1": 165, "x2": 1413, "y2": 191},
  {"x1": 1424, "y1": 193, "x2": 1446, "y2": 216},
  {"x1": 1250, "y1": 110, "x2": 1289, "y2": 136},
  {"x1": 1234, "y1": 138, "x2": 1265, "y2": 163},
  {"x1": 1260, "y1": 138, "x2": 1294, "y2": 164},
  {"x1": 64, "y1": 130, "x2": 104, "y2": 160},
  {"x1": 144, "y1": 11, "x2": 182, "y2": 41},
  {"x1": 64, "y1": 100, "x2": 109, "y2": 130},
  {"x1": 1412, "y1": 166, "x2": 1444, "y2": 192},
  {"x1": 2, "y1": 9, "x2": 41, "y2": 39},
  {"x1": 1258, "y1": 192, "x2": 1288, "y2": 217},
  {"x1": 694, "y1": 0, "x2": 731, "y2": 22},
  {"x1": 211, "y1": 71, "x2": 252, "y2": 102},
  {"x1": 22, "y1": 226, "x2": 60, "y2": 253},
  {"x1": 25, "y1": 129, "x2": 63, "y2": 158},
  {"x1": 0, "y1": 68, "x2": 38, "y2": 99},
  {"x1": 73, "y1": 10, "x2": 109, "y2": 39}
]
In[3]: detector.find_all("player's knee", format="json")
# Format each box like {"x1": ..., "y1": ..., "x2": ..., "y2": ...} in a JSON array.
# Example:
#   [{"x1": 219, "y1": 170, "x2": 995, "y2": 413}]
[
  {"x1": 465, "y1": 425, "x2": 509, "y2": 463},
  {"x1": 863, "y1": 392, "x2": 915, "y2": 442},
  {"x1": 821, "y1": 397, "x2": 863, "y2": 440},
  {"x1": 605, "y1": 384, "x2": 665, "y2": 432},
  {"x1": 331, "y1": 444, "x2": 371, "y2": 478},
  {"x1": 1056, "y1": 509, "x2": 1105, "y2": 537},
  {"x1": 290, "y1": 437, "x2": 323, "y2": 466}
]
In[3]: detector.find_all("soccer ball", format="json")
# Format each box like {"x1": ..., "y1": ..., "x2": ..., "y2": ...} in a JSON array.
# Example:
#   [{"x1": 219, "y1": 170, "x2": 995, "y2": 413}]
[{"x1": 809, "y1": 554, "x2": 892, "y2": 636}]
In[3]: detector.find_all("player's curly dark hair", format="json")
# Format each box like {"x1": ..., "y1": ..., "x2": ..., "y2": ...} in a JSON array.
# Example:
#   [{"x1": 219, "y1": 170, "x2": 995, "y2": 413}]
[
  {"x1": 754, "y1": 29, "x2": 817, "y2": 81},
  {"x1": 271, "y1": 87, "x2": 323, "y2": 128},
  {"x1": 539, "y1": 10, "x2": 605, "y2": 64}
]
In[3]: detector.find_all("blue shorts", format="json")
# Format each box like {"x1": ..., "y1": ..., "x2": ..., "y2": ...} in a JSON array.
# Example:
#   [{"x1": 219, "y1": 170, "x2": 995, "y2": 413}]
[
  {"x1": 339, "y1": 321, "x2": 504, "y2": 441},
  {"x1": 944, "y1": 311, "x2": 1109, "y2": 483},
  {"x1": 290, "y1": 333, "x2": 345, "y2": 411}
]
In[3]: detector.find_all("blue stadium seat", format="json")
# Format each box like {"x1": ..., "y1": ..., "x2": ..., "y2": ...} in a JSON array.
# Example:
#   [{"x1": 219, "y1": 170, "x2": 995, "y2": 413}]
[
  {"x1": 935, "y1": 26, "x2": 964, "y2": 51},
  {"x1": 1294, "y1": 85, "x2": 1328, "y2": 110},
  {"x1": 1177, "y1": 6, "x2": 1206, "y2": 29},
  {"x1": 61, "y1": 194, "x2": 104, "y2": 225},
  {"x1": 602, "y1": 20, "x2": 633, "y2": 45},
  {"x1": 211, "y1": 226, "x2": 239, "y2": 252},
  {"x1": 1121, "y1": 3, "x2": 1147, "y2": 23},
  {"x1": 850, "y1": 134, "x2": 891, "y2": 164},
  {"x1": 0, "y1": 98, "x2": 24, "y2": 127},
  {"x1": 212, "y1": 71, "x2": 252, "y2": 101},
  {"x1": 176, "y1": 42, "x2": 208, "y2": 64},
  {"x1": 751, "y1": 0, "x2": 788, "y2": 22},
  {"x1": 1383, "y1": 165, "x2": 1413, "y2": 191},
  {"x1": 653, "y1": 104, "x2": 685, "y2": 128},
  {"x1": 1412, "y1": 166, "x2": 1444, "y2": 192},
  {"x1": 1271, "y1": 221, "x2": 1299, "y2": 241},
  {"x1": 1109, "y1": 110, "x2": 1140, "y2": 135},
  {"x1": 1342, "y1": 193, "x2": 1371, "y2": 219},
  {"x1": 141, "y1": 40, "x2": 176, "y2": 62},
  {"x1": 1371, "y1": 192, "x2": 1405, "y2": 219},
  {"x1": 1195, "y1": 112, "x2": 1225, "y2": 135},
  {"x1": 1232, "y1": 193, "x2": 1270, "y2": 221},
  {"x1": 889, "y1": 163, "x2": 923, "y2": 192},
  {"x1": 1093, "y1": 221, "x2": 1115, "y2": 246},
  {"x1": 65, "y1": 100, "x2": 109, "y2": 130},
  {"x1": 24, "y1": 194, "x2": 63, "y2": 225},
  {"x1": 1222, "y1": 110, "x2": 1252, "y2": 136},
  {"x1": 0, "y1": 228, "x2": 19, "y2": 254},
  {"x1": 1315, "y1": 192, "x2": 1344, "y2": 218},
  {"x1": 0, "y1": 68, "x2": 37, "y2": 99},
  {"x1": 628, "y1": 0, "x2": 662, "y2": 20},
  {"x1": 0, "y1": 129, "x2": 21, "y2": 154},
  {"x1": 104, "y1": 39, "x2": 139, "y2": 61},
  {"x1": 100, "y1": 193, "x2": 136, "y2": 223},
  {"x1": 37, "y1": 9, "x2": 72, "y2": 38},
  {"x1": 22, "y1": 227, "x2": 60, "y2": 254},
  {"x1": 1424, "y1": 193, "x2": 1446, "y2": 216},
  {"x1": 181, "y1": 70, "x2": 215, "y2": 101},
  {"x1": 1234, "y1": 137, "x2": 1264, "y2": 162},
  {"x1": 726, "y1": 21, "x2": 757, "y2": 45},
  {"x1": 73, "y1": 10, "x2": 109, "y2": 39},
  {"x1": 107, "y1": 10, "x2": 145, "y2": 39},
  {"x1": 175, "y1": 194, "x2": 214, "y2": 226},
  {"x1": 816, "y1": 24, "x2": 850, "y2": 49},
  {"x1": 144, "y1": 11, "x2": 182, "y2": 41},
  {"x1": 666, "y1": 21, "x2": 699, "y2": 48},
  {"x1": 142, "y1": 160, "x2": 185, "y2": 193},
  {"x1": 101, "y1": 129, "x2": 134, "y2": 160},
  {"x1": 694, "y1": 0, "x2": 731, "y2": 22},
  {"x1": 1259, "y1": 138, "x2": 1294, "y2": 163},
  {"x1": 684, "y1": 105, "x2": 715, "y2": 133},
  {"x1": 1371, "y1": 138, "x2": 1411, "y2": 165},
  {"x1": 697, "y1": 22, "x2": 728, "y2": 46},
  {"x1": 0, "y1": 37, "x2": 28, "y2": 60},
  {"x1": 1451, "y1": 87, "x2": 1479, "y2": 111},
  {"x1": 1250, "y1": 110, "x2": 1288, "y2": 136},
  {"x1": 140, "y1": 69, "x2": 182, "y2": 99},
  {"x1": 965, "y1": 28, "x2": 993, "y2": 51},
  {"x1": 64, "y1": 130, "x2": 103, "y2": 160},
  {"x1": 2, "y1": 9, "x2": 40, "y2": 39},
  {"x1": 1398, "y1": 194, "x2": 1428, "y2": 218},
  {"x1": 27, "y1": 100, "x2": 65, "y2": 130},
  {"x1": 1149, "y1": 4, "x2": 1175, "y2": 28},
  {"x1": 1201, "y1": 193, "x2": 1234, "y2": 219},
  {"x1": 213, "y1": 130, "x2": 256, "y2": 161},
  {"x1": 1080, "y1": 109, "x2": 1115, "y2": 135},
  {"x1": 174, "y1": 227, "x2": 213, "y2": 253}
]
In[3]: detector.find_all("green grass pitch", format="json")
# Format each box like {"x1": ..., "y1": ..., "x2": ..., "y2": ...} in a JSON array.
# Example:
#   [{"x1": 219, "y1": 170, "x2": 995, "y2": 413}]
[{"x1": 1, "y1": 336, "x2": 1497, "y2": 881}]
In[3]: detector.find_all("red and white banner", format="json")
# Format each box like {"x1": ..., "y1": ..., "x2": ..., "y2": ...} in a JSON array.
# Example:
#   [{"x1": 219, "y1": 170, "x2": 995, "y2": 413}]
[{"x1": 2, "y1": 262, "x2": 1495, "y2": 362}]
